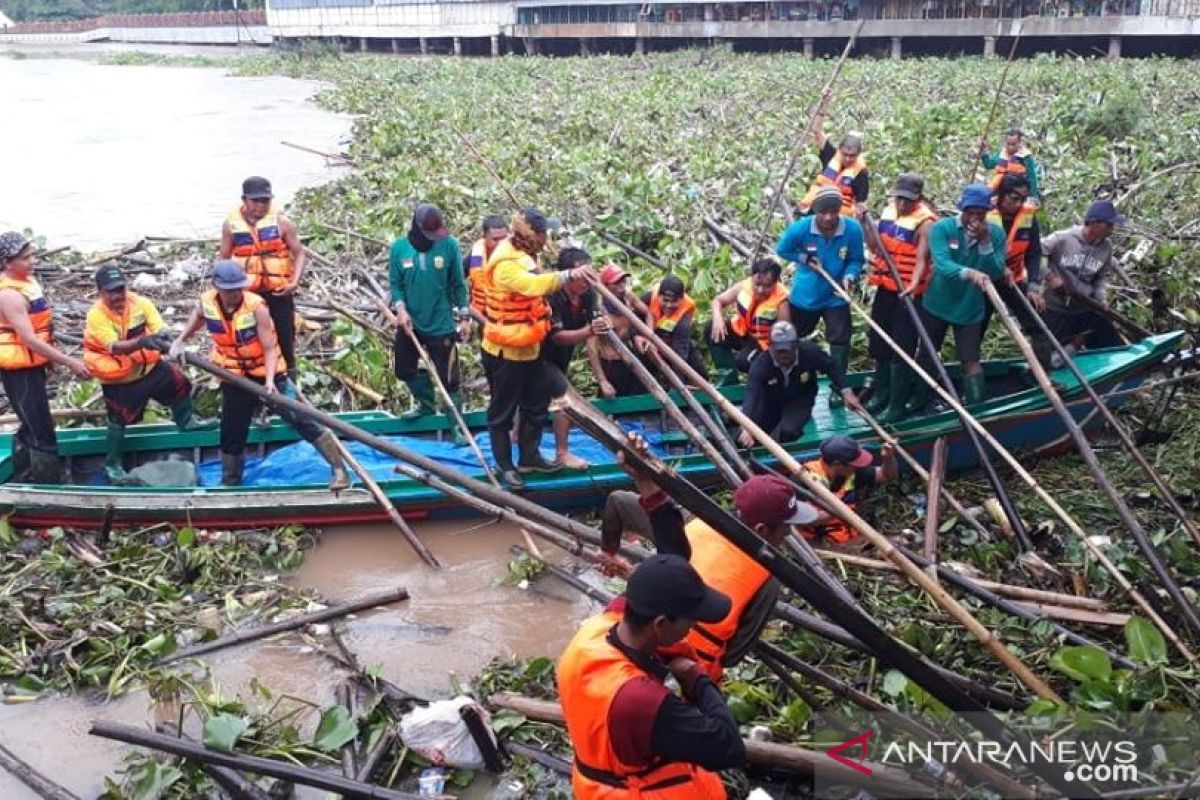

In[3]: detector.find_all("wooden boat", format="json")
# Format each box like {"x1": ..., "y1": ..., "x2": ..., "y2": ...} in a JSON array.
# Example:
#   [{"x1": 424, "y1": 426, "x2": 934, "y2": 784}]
[{"x1": 0, "y1": 332, "x2": 1185, "y2": 529}]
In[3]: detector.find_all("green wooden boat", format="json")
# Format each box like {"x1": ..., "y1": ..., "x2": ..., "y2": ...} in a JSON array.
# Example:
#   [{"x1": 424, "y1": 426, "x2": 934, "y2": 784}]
[{"x1": 0, "y1": 333, "x2": 1185, "y2": 529}]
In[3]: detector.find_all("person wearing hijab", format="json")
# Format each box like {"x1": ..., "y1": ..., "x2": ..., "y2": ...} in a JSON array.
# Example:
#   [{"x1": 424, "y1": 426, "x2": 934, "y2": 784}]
[{"x1": 390, "y1": 203, "x2": 471, "y2": 428}]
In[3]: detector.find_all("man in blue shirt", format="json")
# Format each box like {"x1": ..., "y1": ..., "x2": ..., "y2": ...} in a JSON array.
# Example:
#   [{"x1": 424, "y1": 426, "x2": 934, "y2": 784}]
[{"x1": 775, "y1": 185, "x2": 865, "y2": 407}]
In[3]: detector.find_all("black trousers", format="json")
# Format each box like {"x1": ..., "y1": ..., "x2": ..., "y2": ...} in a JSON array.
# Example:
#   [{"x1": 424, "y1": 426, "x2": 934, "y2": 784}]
[
  {"x1": 482, "y1": 351, "x2": 568, "y2": 435},
  {"x1": 600, "y1": 357, "x2": 646, "y2": 397},
  {"x1": 220, "y1": 373, "x2": 324, "y2": 456},
  {"x1": 1043, "y1": 309, "x2": 1122, "y2": 350},
  {"x1": 750, "y1": 394, "x2": 816, "y2": 443},
  {"x1": 263, "y1": 293, "x2": 296, "y2": 373},
  {"x1": 919, "y1": 309, "x2": 984, "y2": 365},
  {"x1": 1, "y1": 366, "x2": 57, "y2": 468},
  {"x1": 868, "y1": 288, "x2": 922, "y2": 363},
  {"x1": 393, "y1": 328, "x2": 460, "y2": 392},
  {"x1": 789, "y1": 302, "x2": 852, "y2": 346},
  {"x1": 102, "y1": 361, "x2": 191, "y2": 425},
  {"x1": 705, "y1": 321, "x2": 759, "y2": 372}
]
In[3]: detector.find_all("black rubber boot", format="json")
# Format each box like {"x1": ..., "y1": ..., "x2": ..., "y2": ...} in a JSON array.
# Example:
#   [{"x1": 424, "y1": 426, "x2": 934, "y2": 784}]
[
  {"x1": 865, "y1": 362, "x2": 891, "y2": 413},
  {"x1": 964, "y1": 371, "x2": 987, "y2": 406},
  {"x1": 220, "y1": 452, "x2": 245, "y2": 487},
  {"x1": 28, "y1": 449, "x2": 63, "y2": 485},
  {"x1": 878, "y1": 363, "x2": 914, "y2": 424},
  {"x1": 517, "y1": 418, "x2": 563, "y2": 475},
  {"x1": 401, "y1": 372, "x2": 438, "y2": 421},
  {"x1": 489, "y1": 427, "x2": 524, "y2": 491},
  {"x1": 828, "y1": 344, "x2": 850, "y2": 408},
  {"x1": 171, "y1": 398, "x2": 217, "y2": 431},
  {"x1": 105, "y1": 420, "x2": 127, "y2": 482}
]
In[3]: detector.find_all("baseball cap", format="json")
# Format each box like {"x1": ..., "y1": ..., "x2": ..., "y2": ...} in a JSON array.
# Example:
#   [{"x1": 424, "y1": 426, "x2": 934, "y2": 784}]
[
  {"x1": 600, "y1": 264, "x2": 630, "y2": 285},
  {"x1": 522, "y1": 206, "x2": 561, "y2": 236},
  {"x1": 94, "y1": 265, "x2": 127, "y2": 291},
  {"x1": 414, "y1": 203, "x2": 450, "y2": 240},
  {"x1": 891, "y1": 173, "x2": 925, "y2": 201},
  {"x1": 1084, "y1": 200, "x2": 1125, "y2": 226},
  {"x1": 0, "y1": 231, "x2": 33, "y2": 263},
  {"x1": 820, "y1": 435, "x2": 874, "y2": 468},
  {"x1": 769, "y1": 321, "x2": 799, "y2": 352},
  {"x1": 242, "y1": 176, "x2": 273, "y2": 200},
  {"x1": 734, "y1": 474, "x2": 821, "y2": 528},
  {"x1": 212, "y1": 260, "x2": 250, "y2": 290},
  {"x1": 626, "y1": 554, "x2": 731, "y2": 623},
  {"x1": 957, "y1": 184, "x2": 993, "y2": 211}
]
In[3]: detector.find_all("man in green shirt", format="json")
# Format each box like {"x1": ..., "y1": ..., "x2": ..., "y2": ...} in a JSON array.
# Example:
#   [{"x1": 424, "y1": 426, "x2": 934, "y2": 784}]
[
  {"x1": 390, "y1": 203, "x2": 471, "y2": 428},
  {"x1": 906, "y1": 184, "x2": 1007, "y2": 415}
]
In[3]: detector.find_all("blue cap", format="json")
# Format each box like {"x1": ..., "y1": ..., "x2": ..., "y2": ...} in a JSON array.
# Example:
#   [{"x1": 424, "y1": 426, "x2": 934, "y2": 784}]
[
  {"x1": 212, "y1": 260, "x2": 249, "y2": 290},
  {"x1": 1085, "y1": 200, "x2": 1125, "y2": 225},
  {"x1": 957, "y1": 184, "x2": 993, "y2": 211}
]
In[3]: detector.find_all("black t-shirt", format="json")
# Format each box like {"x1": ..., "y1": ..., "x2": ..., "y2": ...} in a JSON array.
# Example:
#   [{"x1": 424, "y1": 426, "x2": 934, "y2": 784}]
[{"x1": 543, "y1": 288, "x2": 596, "y2": 370}]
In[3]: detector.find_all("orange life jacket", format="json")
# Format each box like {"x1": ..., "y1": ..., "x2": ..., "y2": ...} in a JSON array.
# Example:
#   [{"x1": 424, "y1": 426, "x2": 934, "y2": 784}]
[
  {"x1": 227, "y1": 204, "x2": 295, "y2": 293},
  {"x1": 201, "y1": 289, "x2": 285, "y2": 377},
  {"x1": 869, "y1": 201, "x2": 938, "y2": 294},
  {"x1": 466, "y1": 237, "x2": 492, "y2": 316},
  {"x1": 800, "y1": 458, "x2": 860, "y2": 544},
  {"x1": 987, "y1": 203, "x2": 1037, "y2": 284},
  {"x1": 648, "y1": 291, "x2": 696, "y2": 336},
  {"x1": 83, "y1": 292, "x2": 162, "y2": 384},
  {"x1": 683, "y1": 520, "x2": 771, "y2": 683},
  {"x1": 556, "y1": 611, "x2": 728, "y2": 800},
  {"x1": 729, "y1": 279, "x2": 787, "y2": 351},
  {"x1": 482, "y1": 239, "x2": 551, "y2": 349},
  {"x1": 0, "y1": 275, "x2": 53, "y2": 370},
  {"x1": 988, "y1": 148, "x2": 1033, "y2": 191},
  {"x1": 799, "y1": 150, "x2": 867, "y2": 217}
]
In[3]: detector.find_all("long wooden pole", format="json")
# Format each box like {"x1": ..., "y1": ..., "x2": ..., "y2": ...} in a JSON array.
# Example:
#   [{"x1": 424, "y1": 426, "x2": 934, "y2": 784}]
[
  {"x1": 0, "y1": 743, "x2": 80, "y2": 800},
  {"x1": 809, "y1": 263, "x2": 1196, "y2": 662},
  {"x1": 967, "y1": 21, "x2": 1025, "y2": 185},
  {"x1": 984, "y1": 281, "x2": 1200, "y2": 639},
  {"x1": 748, "y1": 19, "x2": 865, "y2": 262},
  {"x1": 1009, "y1": 287, "x2": 1200, "y2": 548},
  {"x1": 924, "y1": 437, "x2": 948, "y2": 561}
]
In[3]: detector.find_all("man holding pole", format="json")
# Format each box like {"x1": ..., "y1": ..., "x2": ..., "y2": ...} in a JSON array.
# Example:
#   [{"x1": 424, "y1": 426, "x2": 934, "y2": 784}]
[
  {"x1": 981, "y1": 128, "x2": 1040, "y2": 205},
  {"x1": 864, "y1": 174, "x2": 936, "y2": 422},
  {"x1": 466, "y1": 214, "x2": 509, "y2": 326},
  {"x1": 983, "y1": 174, "x2": 1052, "y2": 366},
  {"x1": 389, "y1": 203, "x2": 471, "y2": 424},
  {"x1": 1042, "y1": 200, "x2": 1125, "y2": 363},
  {"x1": 708, "y1": 259, "x2": 790, "y2": 385},
  {"x1": 797, "y1": 113, "x2": 870, "y2": 218},
  {"x1": 775, "y1": 185, "x2": 865, "y2": 405}
]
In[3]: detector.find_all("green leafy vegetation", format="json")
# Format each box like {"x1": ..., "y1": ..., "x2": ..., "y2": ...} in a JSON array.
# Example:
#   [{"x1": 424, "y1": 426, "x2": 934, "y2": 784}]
[{"x1": 1, "y1": 0, "x2": 262, "y2": 23}]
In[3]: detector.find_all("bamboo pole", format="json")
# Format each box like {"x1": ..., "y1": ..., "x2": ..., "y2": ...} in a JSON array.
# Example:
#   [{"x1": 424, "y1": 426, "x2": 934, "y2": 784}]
[
  {"x1": 967, "y1": 21, "x2": 1025, "y2": 184},
  {"x1": 984, "y1": 280, "x2": 1200, "y2": 639},
  {"x1": 810, "y1": 261, "x2": 1196, "y2": 662},
  {"x1": 748, "y1": 19, "x2": 865, "y2": 261},
  {"x1": 159, "y1": 586, "x2": 409, "y2": 664},
  {"x1": 1009, "y1": 287, "x2": 1200, "y2": 549},
  {"x1": 924, "y1": 437, "x2": 948, "y2": 561},
  {"x1": 583, "y1": 284, "x2": 1063, "y2": 702},
  {"x1": 0, "y1": 742, "x2": 80, "y2": 800}
]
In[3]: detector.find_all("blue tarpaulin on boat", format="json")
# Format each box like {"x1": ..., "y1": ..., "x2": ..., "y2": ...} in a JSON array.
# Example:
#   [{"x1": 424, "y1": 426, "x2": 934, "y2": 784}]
[{"x1": 194, "y1": 424, "x2": 663, "y2": 488}]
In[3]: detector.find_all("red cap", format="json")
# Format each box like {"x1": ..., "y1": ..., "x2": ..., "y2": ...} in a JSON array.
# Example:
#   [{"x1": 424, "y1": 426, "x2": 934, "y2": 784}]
[
  {"x1": 734, "y1": 475, "x2": 820, "y2": 529},
  {"x1": 600, "y1": 264, "x2": 630, "y2": 285}
]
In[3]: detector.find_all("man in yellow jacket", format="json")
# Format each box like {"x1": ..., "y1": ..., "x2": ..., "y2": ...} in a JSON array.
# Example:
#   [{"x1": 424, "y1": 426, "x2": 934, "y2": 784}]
[{"x1": 480, "y1": 207, "x2": 594, "y2": 490}]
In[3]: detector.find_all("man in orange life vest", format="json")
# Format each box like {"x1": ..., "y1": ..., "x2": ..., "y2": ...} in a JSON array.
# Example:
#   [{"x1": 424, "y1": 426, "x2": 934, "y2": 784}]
[
  {"x1": 84, "y1": 265, "x2": 214, "y2": 483},
  {"x1": 798, "y1": 435, "x2": 897, "y2": 545},
  {"x1": 596, "y1": 264, "x2": 652, "y2": 398},
  {"x1": 708, "y1": 258, "x2": 790, "y2": 385},
  {"x1": 465, "y1": 214, "x2": 509, "y2": 326},
  {"x1": 220, "y1": 176, "x2": 306, "y2": 378},
  {"x1": 169, "y1": 261, "x2": 347, "y2": 489},
  {"x1": 599, "y1": 463, "x2": 820, "y2": 684},
  {"x1": 643, "y1": 275, "x2": 706, "y2": 380},
  {"x1": 0, "y1": 231, "x2": 91, "y2": 484},
  {"x1": 797, "y1": 111, "x2": 870, "y2": 219},
  {"x1": 556, "y1": 553, "x2": 746, "y2": 799},
  {"x1": 980, "y1": 127, "x2": 1041, "y2": 205}
]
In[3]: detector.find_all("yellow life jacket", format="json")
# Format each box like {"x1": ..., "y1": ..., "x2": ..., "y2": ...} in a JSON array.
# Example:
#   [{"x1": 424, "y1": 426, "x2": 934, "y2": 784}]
[
  {"x1": 801, "y1": 458, "x2": 859, "y2": 543},
  {"x1": 481, "y1": 239, "x2": 551, "y2": 349},
  {"x1": 729, "y1": 279, "x2": 787, "y2": 351},
  {"x1": 0, "y1": 275, "x2": 53, "y2": 370},
  {"x1": 869, "y1": 201, "x2": 938, "y2": 295},
  {"x1": 987, "y1": 203, "x2": 1038, "y2": 284},
  {"x1": 83, "y1": 292, "x2": 162, "y2": 384},
  {"x1": 799, "y1": 150, "x2": 867, "y2": 217}
]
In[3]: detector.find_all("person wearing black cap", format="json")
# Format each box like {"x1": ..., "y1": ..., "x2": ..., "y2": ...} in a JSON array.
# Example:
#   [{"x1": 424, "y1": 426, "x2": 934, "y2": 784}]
[
  {"x1": 642, "y1": 275, "x2": 706, "y2": 380},
  {"x1": 83, "y1": 266, "x2": 213, "y2": 482},
  {"x1": 0, "y1": 231, "x2": 90, "y2": 484},
  {"x1": 798, "y1": 434, "x2": 896, "y2": 544},
  {"x1": 220, "y1": 176, "x2": 306, "y2": 378},
  {"x1": 480, "y1": 206, "x2": 593, "y2": 490},
  {"x1": 864, "y1": 173, "x2": 937, "y2": 422},
  {"x1": 1042, "y1": 200, "x2": 1125, "y2": 362},
  {"x1": 389, "y1": 203, "x2": 470, "y2": 429},
  {"x1": 169, "y1": 260, "x2": 348, "y2": 490},
  {"x1": 556, "y1": 554, "x2": 744, "y2": 799},
  {"x1": 736, "y1": 321, "x2": 859, "y2": 449}
]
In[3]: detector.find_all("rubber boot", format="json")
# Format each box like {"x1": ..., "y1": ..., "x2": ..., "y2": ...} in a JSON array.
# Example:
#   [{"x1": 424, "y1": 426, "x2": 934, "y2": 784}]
[
  {"x1": 401, "y1": 372, "x2": 437, "y2": 421},
  {"x1": 221, "y1": 452, "x2": 245, "y2": 487},
  {"x1": 710, "y1": 344, "x2": 740, "y2": 387},
  {"x1": 489, "y1": 428, "x2": 524, "y2": 491},
  {"x1": 518, "y1": 417, "x2": 563, "y2": 475},
  {"x1": 902, "y1": 370, "x2": 933, "y2": 418},
  {"x1": 312, "y1": 431, "x2": 351, "y2": 491},
  {"x1": 28, "y1": 449, "x2": 63, "y2": 485},
  {"x1": 964, "y1": 371, "x2": 987, "y2": 406},
  {"x1": 828, "y1": 344, "x2": 851, "y2": 408},
  {"x1": 865, "y1": 361, "x2": 891, "y2": 413},
  {"x1": 449, "y1": 392, "x2": 469, "y2": 446},
  {"x1": 878, "y1": 363, "x2": 914, "y2": 424},
  {"x1": 10, "y1": 437, "x2": 30, "y2": 482},
  {"x1": 104, "y1": 420, "x2": 127, "y2": 483},
  {"x1": 170, "y1": 398, "x2": 217, "y2": 432}
]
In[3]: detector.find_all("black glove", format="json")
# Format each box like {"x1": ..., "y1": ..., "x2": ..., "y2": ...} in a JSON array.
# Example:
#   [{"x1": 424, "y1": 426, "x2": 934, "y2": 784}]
[{"x1": 138, "y1": 333, "x2": 173, "y2": 353}]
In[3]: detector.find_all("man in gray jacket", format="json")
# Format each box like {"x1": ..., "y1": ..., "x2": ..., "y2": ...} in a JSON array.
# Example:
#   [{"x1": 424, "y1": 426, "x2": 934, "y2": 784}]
[{"x1": 1042, "y1": 200, "x2": 1124, "y2": 361}]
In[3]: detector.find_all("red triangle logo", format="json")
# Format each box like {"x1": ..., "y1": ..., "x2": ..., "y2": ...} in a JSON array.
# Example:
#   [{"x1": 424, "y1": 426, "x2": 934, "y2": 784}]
[{"x1": 827, "y1": 730, "x2": 874, "y2": 776}]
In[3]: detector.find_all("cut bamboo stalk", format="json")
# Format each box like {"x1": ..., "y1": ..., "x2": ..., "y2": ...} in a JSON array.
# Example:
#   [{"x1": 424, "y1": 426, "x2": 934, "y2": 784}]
[
  {"x1": 0, "y1": 742, "x2": 80, "y2": 800},
  {"x1": 1008, "y1": 602, "x2": 1131, "y2": 627},
  {"x1": 924, "y1": 437, "x2": 948, "y2": 562}
]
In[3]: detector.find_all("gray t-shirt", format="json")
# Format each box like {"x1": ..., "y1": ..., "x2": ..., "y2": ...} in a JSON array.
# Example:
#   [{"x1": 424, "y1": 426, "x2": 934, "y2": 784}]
[{"x1": 1043, "y1": 225, "x2": 1114, "y2": 313}]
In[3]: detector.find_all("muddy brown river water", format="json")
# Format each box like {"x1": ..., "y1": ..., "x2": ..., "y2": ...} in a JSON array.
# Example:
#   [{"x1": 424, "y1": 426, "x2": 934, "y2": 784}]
[{"x1": 0, "y1": 521, "x2": 599, "y2": 798}]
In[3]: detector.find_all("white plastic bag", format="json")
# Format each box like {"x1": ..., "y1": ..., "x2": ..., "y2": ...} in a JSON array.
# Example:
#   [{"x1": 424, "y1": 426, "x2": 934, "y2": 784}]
[{"x1": 399, "y1": 696, "x2": 489, "y2": 769}]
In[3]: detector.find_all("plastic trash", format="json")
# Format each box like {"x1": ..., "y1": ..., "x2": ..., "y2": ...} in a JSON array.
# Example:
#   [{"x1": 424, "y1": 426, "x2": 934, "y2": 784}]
[
  {"x1": 418, "y1": 767, "x2": 447, "y2": 797},
  {"x1": 114, "y1": 456, "x2": 199, "y2": 487},
  {"x1": 400, "y1": 696, "x2": 489, "y2": 769}
]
